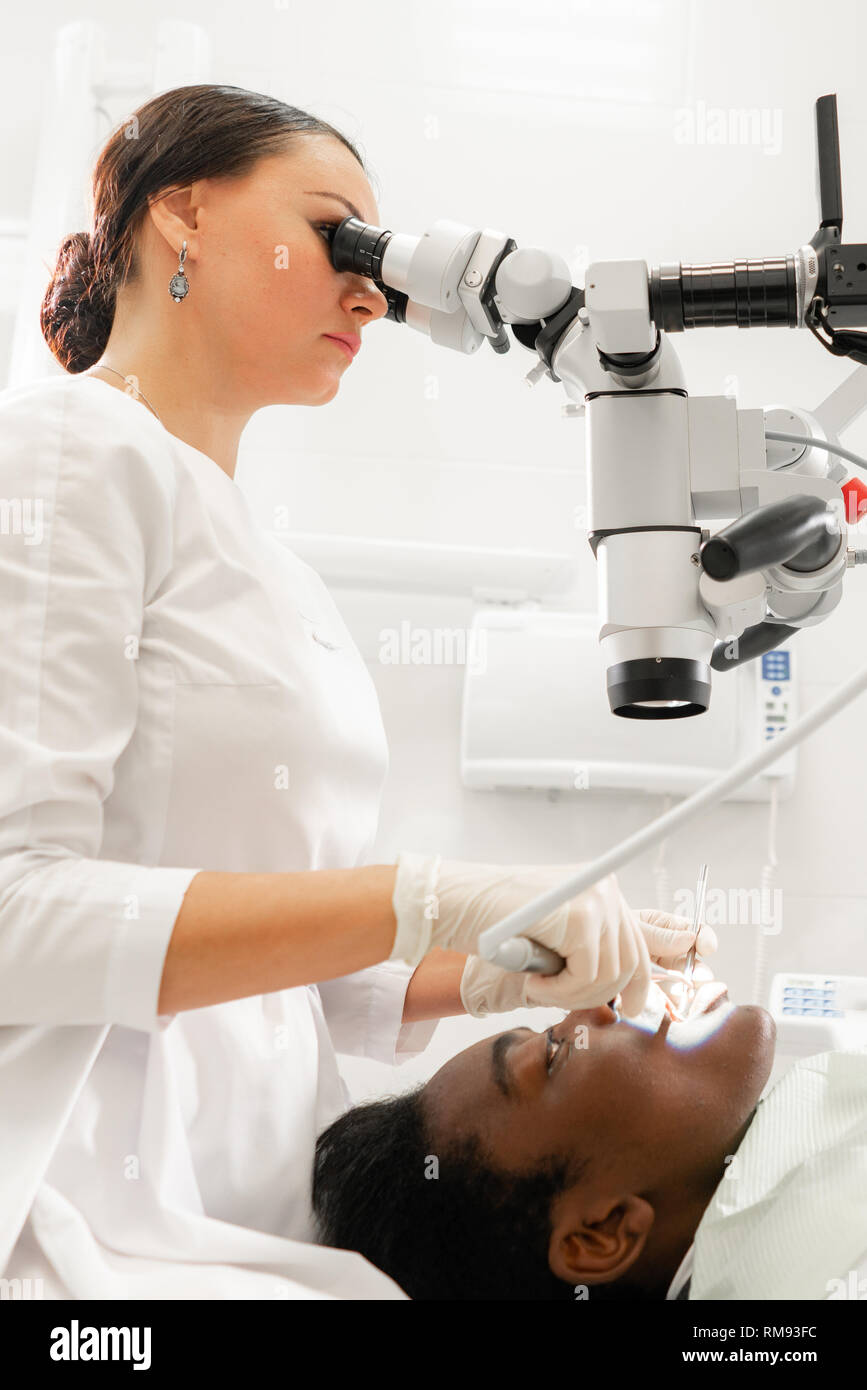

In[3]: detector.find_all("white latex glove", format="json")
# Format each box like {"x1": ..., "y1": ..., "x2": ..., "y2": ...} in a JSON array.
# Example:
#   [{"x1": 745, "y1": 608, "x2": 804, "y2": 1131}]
[
  {"x1": 459, "y1": 952, "x2": 535, "y2": 1018},
  {"x1": 391, "y1": 855, "x2": 680, "y2": 1017},
  {"x1": 633, "y1": 908, "x2": 718, "y2": 974},
  {"x1": 458, "y1": 909, "x2": 719, "y2": 1018},
  {"x1": 648, "y1": 955, "x2": 726, "y2": 1021}
]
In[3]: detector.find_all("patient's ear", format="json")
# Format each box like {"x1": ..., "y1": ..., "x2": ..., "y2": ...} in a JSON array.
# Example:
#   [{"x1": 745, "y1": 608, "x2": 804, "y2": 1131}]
[{"x1": 547, "y1": 1191, "x2": 654, "y2": 1285}]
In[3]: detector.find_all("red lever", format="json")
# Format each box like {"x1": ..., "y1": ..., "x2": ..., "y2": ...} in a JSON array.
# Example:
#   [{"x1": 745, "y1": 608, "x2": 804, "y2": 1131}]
[{"x1": 841, "y1": 476, "x2": 867, "y2": 526}]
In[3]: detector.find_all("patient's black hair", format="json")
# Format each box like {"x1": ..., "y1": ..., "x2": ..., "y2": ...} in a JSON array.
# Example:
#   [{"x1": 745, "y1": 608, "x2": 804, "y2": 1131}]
[{"x1": 311, "y1": 1084, "x2": 588, "y2": 1300}]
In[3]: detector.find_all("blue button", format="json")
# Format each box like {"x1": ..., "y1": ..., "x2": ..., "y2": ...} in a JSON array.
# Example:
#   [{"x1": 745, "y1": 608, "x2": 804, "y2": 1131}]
[
  {"x1": 762, "y1": 652, "x2": 790, "y2": 681},
  {"x1": 772, "y1": 685, "x2": 781, "y2": 695}
]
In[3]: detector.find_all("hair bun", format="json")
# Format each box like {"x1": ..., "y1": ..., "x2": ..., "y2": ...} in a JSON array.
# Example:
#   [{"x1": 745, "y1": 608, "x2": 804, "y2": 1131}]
[
  {"x1": 59, "y1": 230, "x2": 95, "y2": 277},
  {"x1": 40, "y1": 230, "x2": 112, "y2": 375}
]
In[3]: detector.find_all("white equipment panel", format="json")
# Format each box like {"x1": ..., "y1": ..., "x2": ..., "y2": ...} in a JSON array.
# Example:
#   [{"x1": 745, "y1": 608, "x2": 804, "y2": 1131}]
[
  {"x1": 769, "y1": 972, "x2": 867, "y2": 1058},
  {"x1": 460, "y1": 609, "x2": 797, "y2": 801}
]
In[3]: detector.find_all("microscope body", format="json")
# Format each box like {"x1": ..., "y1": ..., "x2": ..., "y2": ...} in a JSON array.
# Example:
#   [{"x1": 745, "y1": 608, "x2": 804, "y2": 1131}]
[
  {"x1": 328, "y1": 93, "x2": 864, "y2": 717},
  {"x1": 359, "y1": 212, "x2": 852, "y2": 715},
  {"x1": 550, "y1": 257, "x2": 847, "y2": 714}
]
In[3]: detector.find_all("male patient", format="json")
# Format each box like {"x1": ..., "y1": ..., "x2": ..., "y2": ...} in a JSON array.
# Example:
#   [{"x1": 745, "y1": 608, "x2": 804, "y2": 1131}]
[{"x1": 312, "y1": 992, "x2": 867, "y2": 1300}]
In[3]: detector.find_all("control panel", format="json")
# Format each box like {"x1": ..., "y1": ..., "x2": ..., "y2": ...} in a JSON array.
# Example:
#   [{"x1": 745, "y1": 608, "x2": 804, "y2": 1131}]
[
  {"x1": 757, "y1": 645, "x2": 797, "y2": 780},
  {"x1": 768, "y1": 971, "x2": 867, "y2": 1061}
]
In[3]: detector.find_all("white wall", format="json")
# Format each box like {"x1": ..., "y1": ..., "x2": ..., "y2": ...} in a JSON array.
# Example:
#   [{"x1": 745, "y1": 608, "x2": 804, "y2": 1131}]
[{"x1": 4, "y1": 0, "x2": 867, "y2": 1100}]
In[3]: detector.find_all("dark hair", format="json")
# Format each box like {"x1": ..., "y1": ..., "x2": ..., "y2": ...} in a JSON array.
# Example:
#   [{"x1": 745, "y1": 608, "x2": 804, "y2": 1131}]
[
  {"x1": 311, "y1": 1085, "x2": 588, "y2": 1300},
  {"x1": 41, "y1": 84, "x2": 372, "y2": 375}
]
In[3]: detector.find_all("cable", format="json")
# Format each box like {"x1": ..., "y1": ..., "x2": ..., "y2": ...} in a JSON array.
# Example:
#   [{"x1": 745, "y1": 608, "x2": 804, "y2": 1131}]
[
  {"x1": 752, "y1": 779, "x2": 779, "y2": 1008},
  {"x1": 652, "y1": 795, "x2": 674, "y2": 913},
  {"x1": 764, "y1": 429, "x2": 867, "y2": 475}
]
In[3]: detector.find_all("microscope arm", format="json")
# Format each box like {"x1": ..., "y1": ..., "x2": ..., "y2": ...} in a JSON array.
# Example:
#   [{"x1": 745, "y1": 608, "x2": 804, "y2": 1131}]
[{"x1": 325, "y1": 93, "x2": 866, "y2": 712}]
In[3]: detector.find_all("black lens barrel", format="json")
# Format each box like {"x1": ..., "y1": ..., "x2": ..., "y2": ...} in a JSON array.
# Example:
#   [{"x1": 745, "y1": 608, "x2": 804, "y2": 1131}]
[
  {"x1": 650, "y1": 257, "x2": 798, "y2": 332},
  {"x1": 606, "y1": 657, "x2": 711, "y2": 719}
]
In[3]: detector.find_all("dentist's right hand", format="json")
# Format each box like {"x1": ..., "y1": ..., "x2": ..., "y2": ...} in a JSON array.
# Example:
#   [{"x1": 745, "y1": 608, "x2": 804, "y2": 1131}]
[{"x1": 389, "y1": 853, "x2": 653, "y2": 1017}]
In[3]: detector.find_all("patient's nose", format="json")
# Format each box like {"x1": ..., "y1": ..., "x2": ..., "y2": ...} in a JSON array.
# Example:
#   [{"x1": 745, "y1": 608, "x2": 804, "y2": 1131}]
[{"x1": 563, "y1": 1005, "x2": 619, "y2": 1028}]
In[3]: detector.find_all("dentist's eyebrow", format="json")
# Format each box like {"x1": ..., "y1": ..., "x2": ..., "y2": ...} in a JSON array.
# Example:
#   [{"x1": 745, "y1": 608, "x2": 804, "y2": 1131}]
[
  {"x1": 491, "y1": 1029, "x2": 531, "y2": 1100},
  {"x1": 303, "y1": 191, "x2": 363, "y2": 221}
]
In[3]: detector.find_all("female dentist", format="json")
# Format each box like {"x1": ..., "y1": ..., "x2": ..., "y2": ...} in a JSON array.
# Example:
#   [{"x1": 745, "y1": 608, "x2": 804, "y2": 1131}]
[{"x1": 0, "y1": 84, "x2": 711, "y2": 1301}]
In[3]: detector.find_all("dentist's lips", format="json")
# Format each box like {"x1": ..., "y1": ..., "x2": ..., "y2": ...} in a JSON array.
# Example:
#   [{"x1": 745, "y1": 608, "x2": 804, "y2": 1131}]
[{"x1": 323, "y1": 334, "x2": 359, "y2": 360}]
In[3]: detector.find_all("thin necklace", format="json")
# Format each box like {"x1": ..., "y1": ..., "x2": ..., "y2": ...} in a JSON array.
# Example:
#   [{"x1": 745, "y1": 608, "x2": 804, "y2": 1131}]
[{"x1": 87, "y1": 364, "x2": 164, "y2": 426}]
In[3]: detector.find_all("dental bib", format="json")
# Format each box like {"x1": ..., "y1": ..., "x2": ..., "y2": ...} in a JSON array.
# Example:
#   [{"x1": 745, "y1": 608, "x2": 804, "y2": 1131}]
[{"x1": 689, "y1": 1050, "x2": 867, "y2": 1300}]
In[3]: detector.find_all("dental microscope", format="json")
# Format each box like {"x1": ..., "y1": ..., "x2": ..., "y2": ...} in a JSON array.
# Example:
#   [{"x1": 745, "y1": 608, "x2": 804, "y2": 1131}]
[{"x1": 324, "y1": 92, "x2": 867, "y2": 722}]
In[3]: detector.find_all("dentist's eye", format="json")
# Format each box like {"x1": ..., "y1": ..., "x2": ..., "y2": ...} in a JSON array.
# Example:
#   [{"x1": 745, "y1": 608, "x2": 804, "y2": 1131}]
[{"x1": 316, "y1": 222, "x2": 339, "y2": 243}]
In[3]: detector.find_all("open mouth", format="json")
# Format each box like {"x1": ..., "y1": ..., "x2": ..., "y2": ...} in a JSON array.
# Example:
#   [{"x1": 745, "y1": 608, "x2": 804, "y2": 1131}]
[
  {"x1": 663, "y1": 979, "x2": 730, "y2": 1023},
  {"x1": 661, "y1": 989, "x2": 736, "y2": 1047},
  {"x1": 700, "y1": 987, "x2": 729, "y2": 1015},
  {"x1": 614, "y1": 981, "x2": 731, "y2": 1039}
]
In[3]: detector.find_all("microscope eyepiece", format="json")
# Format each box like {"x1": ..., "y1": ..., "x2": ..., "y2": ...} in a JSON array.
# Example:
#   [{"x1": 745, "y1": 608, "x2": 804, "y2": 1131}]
[
  {"x1": 329, "y1": 215, "x2": 393, "y2": 282},
  {"x1": 327, "y1": 214, "x2": 408, "y2": 320}
]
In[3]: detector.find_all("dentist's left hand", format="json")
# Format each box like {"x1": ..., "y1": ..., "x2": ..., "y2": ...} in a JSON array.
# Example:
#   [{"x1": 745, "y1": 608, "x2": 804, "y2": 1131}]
[{"x1": 391, "y1": 855, "x2": 656, "y2": 1015}]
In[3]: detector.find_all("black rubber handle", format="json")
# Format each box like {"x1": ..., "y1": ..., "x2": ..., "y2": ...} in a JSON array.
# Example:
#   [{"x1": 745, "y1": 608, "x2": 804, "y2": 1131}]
[
  {"x1": 711, "y1": 620, "x2": 798, "y2": 672},
  {"x1": 700, "y1": 495, "x2": 840, "y2": 581},
  {"x1": 816, "y1": 93, "x2": 843, "y2": 230}
]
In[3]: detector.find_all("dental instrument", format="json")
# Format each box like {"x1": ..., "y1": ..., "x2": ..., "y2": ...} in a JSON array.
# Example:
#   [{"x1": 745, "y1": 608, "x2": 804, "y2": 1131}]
[
  {"x1": 681, "y1": 863, "x2": 709, "y2": 1011},
  {"x1": 609, "y1": 963, "x2": 696, "y2": 1026}
]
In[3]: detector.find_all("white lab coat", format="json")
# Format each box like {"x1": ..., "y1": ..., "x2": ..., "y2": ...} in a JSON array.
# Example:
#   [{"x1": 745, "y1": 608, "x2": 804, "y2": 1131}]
[{"x1": 0, "y1": 372, "x2": 435, "y2": 1299}]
